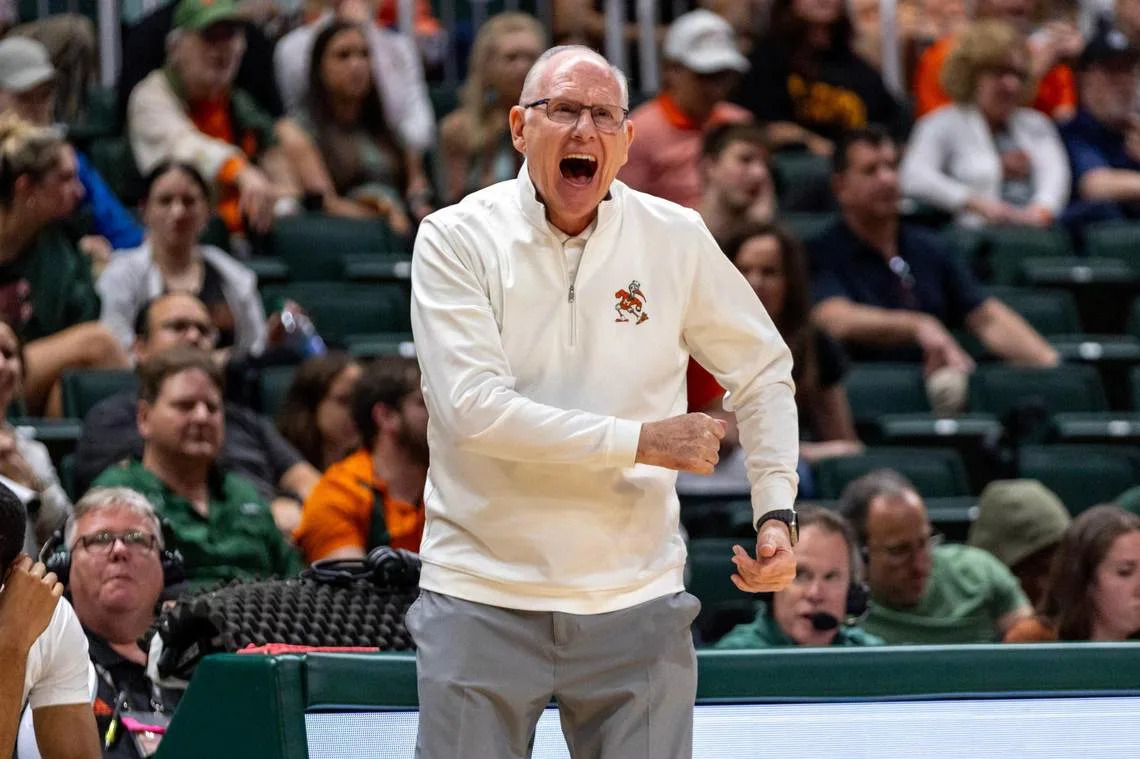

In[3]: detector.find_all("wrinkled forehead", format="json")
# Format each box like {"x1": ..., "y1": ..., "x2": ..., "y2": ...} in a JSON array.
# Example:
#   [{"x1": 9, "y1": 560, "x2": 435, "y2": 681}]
[
  {"x1": 539, "y1": 52, "x2": 624, "y2": 105},
  {"x1": 77, "y1": 506, "x2": 153, "y2": 535}
]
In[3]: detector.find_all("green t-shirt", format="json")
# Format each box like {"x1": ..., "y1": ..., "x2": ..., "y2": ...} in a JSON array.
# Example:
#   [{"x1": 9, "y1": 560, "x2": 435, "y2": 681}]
[
  {"x1": 713, "y1": 602, "x2": 884, "y2": 649},
  {"x1": 863, "y1": 543, "x2": 1029, "y2": 645},
  {"x1": 0, "y1": 225, "x2": 100, "y2": 342},
  {"x1": 92, "y1": 460, "x2": 302, "y2": 588}
]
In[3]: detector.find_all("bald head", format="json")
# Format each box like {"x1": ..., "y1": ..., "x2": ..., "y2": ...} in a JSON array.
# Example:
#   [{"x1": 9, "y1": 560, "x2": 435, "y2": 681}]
[{"x1": 519, "y1": 45, "x2": 629, "y2": 109}]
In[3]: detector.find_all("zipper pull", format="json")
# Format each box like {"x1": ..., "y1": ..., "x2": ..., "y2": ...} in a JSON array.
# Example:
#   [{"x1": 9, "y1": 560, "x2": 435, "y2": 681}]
[{"x1": 568, "y1": 284, "x2": 575, "y2": 303}]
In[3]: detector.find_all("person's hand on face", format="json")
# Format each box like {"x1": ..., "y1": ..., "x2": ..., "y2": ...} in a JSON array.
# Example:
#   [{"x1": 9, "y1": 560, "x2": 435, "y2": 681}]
[{"x1": 0, "y1": 555, "x2": 63, "y2": 652}]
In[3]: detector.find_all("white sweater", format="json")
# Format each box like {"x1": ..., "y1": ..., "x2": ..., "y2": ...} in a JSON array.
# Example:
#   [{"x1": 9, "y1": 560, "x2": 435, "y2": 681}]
[
  {"x1": 900, "y1": 104, "x2": 1070, "y2": 228},
  {"x1": 410, "y1": 165, "x2": 799, "y2": 614}
]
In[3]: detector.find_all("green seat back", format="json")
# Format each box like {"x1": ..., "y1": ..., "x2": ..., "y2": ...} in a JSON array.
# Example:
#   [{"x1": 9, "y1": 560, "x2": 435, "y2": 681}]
[
  {"x1": 262, "y1": 283, "x2": 410, "y2": 346},
  {"x1": 61, "y1": 370, "x2": 139, "y2": 420},
  {"x1": 770, "y1": 152, "x2": 831, "y2": 207},
  {"x1": 687, "y1": 538, "x2": 748, "y2": 611},
  {"x1": 969, "y1": 364, "x2": 1108, "y2": 420},
  {"x1": 258, "y1": 365, "x2": 296, "y2": 419},
  {"x1": 778, "y1": 212, "x2": 837, "y2": 245},
  {"x1": 1083, "y1": 221, "x2": 1140, "y2": 267},
  {"x1": 813, "y1": 447, "x2": 971, "y2": 500},
  {"x1": 1019, "y1": 444, "x2": 1140, "y2": 515},
  {"x1": 988, "y1": 287, "x2": 1081, "y2": 336},
  {"x1": 845, "y1": 363, "x2": 930, "y2": 427},
  {"x1": 984, "y1": 226, "x2": 1072, "y2": 284},
  {"x1": 267, "y1": 215, "x2": 398, "y2": 281}
]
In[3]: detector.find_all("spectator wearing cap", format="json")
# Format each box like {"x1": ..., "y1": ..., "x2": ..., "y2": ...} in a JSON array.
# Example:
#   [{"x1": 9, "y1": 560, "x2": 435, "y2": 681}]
[
  {"x1": 617, "y1": 10, "x2": 751, "y2": 209},
  {"x1": 127, "y1": 0, "x2": 375, "y2": 238},
  {"x1": 968, "y1": 479, "x2": 1072, "y2": 607},
  {"x1": 0, "y1": 1, "x2": 95, "y2": 123},
  {"x1": 1058, "y1": 25, "x2": 1140, "y2": 223},
  {"x1": 0, "y1": 36, "x2": 143, "y2": 267}
]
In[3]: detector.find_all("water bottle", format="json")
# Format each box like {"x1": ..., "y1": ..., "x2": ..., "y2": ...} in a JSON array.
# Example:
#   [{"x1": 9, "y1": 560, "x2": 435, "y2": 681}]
[{"x1": 280, "y1": 305, "x2": 327, "y2": 357}]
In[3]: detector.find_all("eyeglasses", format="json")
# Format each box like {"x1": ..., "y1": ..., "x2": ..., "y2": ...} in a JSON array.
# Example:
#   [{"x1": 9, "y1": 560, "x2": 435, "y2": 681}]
[
  {"x1": 522, "y1": 98, "x2": 629, "y2": 134},
  {"x1": 870, "y1": 531, "x2": 944, "y2": 565},
  {"x1": 887, "y1": 255, "x2": 920, "y2": 310},
  {"x1": 75, "y1": 530, "x2": 158, "y2": 556},
  {"x1": 159, "y1": 318, "x2": 217, "y2": 339}
]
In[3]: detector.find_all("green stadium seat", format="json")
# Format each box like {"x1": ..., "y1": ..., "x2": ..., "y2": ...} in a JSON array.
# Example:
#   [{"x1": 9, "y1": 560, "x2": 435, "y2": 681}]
[
  {"x1": 845, "y1": 364, "x2": 930, "y2": 434},
  {"x1": 10, "y1": 418, "x2": 83, "y2": 470},
  {"x1": 982, "y1": 226, "x2": 1072, "y2": 284},
  {"x1": 812, "y1": 447, "x2": 972, "y2": 500},
  {"x1": 57, "y1": 453, "x2": 76, "y2": 502},
  {"x1": 1049, "y1": 412, "x2": 1140, "y2": 446},
  {"x1": 86, "y1": 135, "x2": 145, "y2": 205},
  {"x1": 246, "y1": 257, "x2": 290, "y2": 285},
  {"x1": 428, "y1": 83, "x2": 460, "y2": 120},
  {"x1": 341, "y1": 254, "x2": 413, "y2": 283},
  {"x1": 61, "y1": 370, "x2": 139, "y2": 420},
  {"x1": 923, "y1": 496, "x2": 977, "y2": 542},
  {"x1": 968, "y1": 364, "x2": 1108, "y2": 421},
  {"x1": 779, "y1": 212, "x2": 837, "y2": 245},
  {"x1": 261, "y1": 282, "x2": 411, "y2": 346},
  {"x1": 770, "y1": 152, "x2": 831, "y2": 207},
  {"x1": 257, "y1": 365, "x2": 295, "y2": 419},
  {"x1": 1018, "y1": 444, "x2": 1140, "y2": 515},
  {"x1": 687, "y1": 538, "x2": 755, "y2": 630},
  {"x1": 1082, "y1": 221, "x2": 1140, "y2": 264},
  {"x1": 680, "y1": 500, "x2": 755, "y2": 540},
  {"x1": 267, "y1": 215, "x2": 398, "y2": 281},
  {"x1": 1020, "y1": 258, "x2": 1140, "y2": 333},
  {"x1": 988, "y1": 287, "x2": 1081, "y2": 335},
  {"x1": 1047, "y1": 335, "x2": 1140, "y2": 409},
  {"x1": 345, "y1": 333, "x2": 416, "y2": 359},
  {"x1": 1132, "y1": 365, "x2": 1140, "y2": 410},
  {"x1": 67, "y1": 85, "x2": 119, "y2": 145},
  {"x1": 875, "y1": 413, "x2": 1004, "y2": 490}
]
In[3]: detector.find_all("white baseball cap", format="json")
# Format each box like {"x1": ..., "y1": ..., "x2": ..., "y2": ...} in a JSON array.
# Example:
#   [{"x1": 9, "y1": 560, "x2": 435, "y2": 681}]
[
  {"x1": 0, "y1": 37, "x2": 55, "y2": 93},
  {"x1": 663, "y1": 10, "x2": 750, "y2": 75}
]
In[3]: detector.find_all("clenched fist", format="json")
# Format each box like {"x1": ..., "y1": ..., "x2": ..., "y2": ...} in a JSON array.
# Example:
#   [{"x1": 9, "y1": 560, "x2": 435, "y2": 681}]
[
  {"x1": 0, "y1": 555, "x2": 63, "y2": 653},
  {"x1": 635, "y1": 413, "x2": 727, "y2": 475}
]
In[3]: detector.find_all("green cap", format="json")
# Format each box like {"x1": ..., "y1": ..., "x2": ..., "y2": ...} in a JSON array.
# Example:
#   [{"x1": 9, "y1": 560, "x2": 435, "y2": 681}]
[
  {"x1": 174, "y1": 0, "x2": 241, "y2": 31},
  {"x1": 968, "y1": 480, "x2": 1071, "y2": 569}
]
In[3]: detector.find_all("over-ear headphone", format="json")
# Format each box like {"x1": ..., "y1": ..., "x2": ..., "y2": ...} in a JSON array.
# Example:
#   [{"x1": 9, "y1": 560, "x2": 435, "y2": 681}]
[
  {"x1": 38, "y1": 521, "x2": 187, "y2": 589},
  {"x1": 303, "y1": 545, "x2": 421, "y2": 589}
]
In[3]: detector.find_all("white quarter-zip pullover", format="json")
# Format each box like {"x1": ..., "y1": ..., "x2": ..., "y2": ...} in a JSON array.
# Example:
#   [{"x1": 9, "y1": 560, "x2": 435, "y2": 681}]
[{"x1": 410, "y1": 165, "x2": 798, "y2": 614}]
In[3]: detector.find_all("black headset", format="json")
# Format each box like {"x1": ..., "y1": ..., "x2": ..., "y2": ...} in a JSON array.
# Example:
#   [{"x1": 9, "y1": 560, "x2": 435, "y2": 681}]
[
  {"x1": 303, "y1": 545, "x2": 421, "y2": 590},
  {"x1": 38, "y1": 521, "x2": 187, "y2": 588}
]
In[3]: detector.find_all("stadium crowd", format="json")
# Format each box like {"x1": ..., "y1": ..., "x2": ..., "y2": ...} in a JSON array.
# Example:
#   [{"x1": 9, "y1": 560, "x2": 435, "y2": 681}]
[{"x1": 4, "y1": 0, "x2": 1140, "y2": 755}]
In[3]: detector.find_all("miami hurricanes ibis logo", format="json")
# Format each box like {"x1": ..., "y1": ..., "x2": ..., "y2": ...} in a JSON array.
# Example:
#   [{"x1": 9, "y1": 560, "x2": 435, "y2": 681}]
[{"x1": 614, "y1": 280, "x2": 649, "y2": 324}]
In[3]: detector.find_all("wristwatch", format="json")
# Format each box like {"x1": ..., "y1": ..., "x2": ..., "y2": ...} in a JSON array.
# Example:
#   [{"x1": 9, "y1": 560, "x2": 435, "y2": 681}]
[{"x1": 756, "y1": 509, "x2": 798, "y2": 546}]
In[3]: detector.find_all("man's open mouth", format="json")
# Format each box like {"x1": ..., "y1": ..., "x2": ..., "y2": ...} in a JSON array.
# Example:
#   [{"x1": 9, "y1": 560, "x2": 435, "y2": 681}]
[{"x1": 560, "y1": 154, "x2": 598, "y2": 185}]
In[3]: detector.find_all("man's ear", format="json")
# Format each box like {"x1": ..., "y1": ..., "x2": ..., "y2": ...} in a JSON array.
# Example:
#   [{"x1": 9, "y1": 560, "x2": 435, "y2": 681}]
[
  {"x1": 137, "y1": 399, "x2": 152, "y2": 440},
  {"x1": 509, "y1": 105, "x2": 526, "y2": 154}
]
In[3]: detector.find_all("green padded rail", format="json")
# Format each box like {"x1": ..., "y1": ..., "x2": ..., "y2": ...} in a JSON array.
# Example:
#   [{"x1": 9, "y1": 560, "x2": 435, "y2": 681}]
[{"x1": 158, "y1": 645, "x2": 1140, "y2": 758}]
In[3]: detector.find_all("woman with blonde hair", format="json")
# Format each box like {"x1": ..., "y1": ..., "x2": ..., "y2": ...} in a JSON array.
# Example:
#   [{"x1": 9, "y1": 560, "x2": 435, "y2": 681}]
[
  {"x1": 899, "y1": 19, "x2": 1070, "y2": 227},
  {"x1": 0, "y1": 115, "x2": 128, "y2": 416},
  {"x1": 439, "y1": 12, "x2": 545, "y2": 203}
]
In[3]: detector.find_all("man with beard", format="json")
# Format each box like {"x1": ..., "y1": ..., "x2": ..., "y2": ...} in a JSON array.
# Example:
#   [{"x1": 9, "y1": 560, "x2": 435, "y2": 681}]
[
  {"x1": 92, "y1": 347, "x2": 300, "y2": 587},
  {"x1": 294, "y1": 357, "x2": 427, "y2": 564}
]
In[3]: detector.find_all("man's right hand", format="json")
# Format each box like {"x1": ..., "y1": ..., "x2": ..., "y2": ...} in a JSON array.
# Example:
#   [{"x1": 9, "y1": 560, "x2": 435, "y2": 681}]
[
  {"x1": 236, "y1": 165, "x2": 275, "y2": 235},
  {"x1": 0, "y1": 556, "x2": 63, "y2": 653},
  {"x1": 636, "y1": 413, "x2": 726, "y2": 474},
  {"x1": 915, "y1": 315, "x2": 975, "y2": 376}
]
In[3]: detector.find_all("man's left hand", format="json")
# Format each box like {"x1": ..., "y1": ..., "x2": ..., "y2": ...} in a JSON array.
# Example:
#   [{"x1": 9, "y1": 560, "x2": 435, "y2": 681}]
[{"x1": 729, "y1": 521, "x2": 796, "y2": 593}]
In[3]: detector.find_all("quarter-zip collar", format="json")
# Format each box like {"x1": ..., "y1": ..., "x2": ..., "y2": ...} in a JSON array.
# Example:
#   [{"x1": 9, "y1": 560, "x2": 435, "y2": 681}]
[{"x1": 514, "y1": 161, "x2": 622, "y2": 240}]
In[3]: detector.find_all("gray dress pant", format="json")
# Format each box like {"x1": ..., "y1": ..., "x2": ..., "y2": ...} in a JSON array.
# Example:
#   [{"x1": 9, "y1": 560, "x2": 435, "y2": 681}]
[{"x1": 406, "y1": 588, "x2": 701, "y2": 759}]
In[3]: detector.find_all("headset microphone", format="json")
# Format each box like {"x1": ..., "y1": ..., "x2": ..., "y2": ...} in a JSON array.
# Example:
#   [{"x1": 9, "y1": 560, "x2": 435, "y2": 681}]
[{"x1": 809, "y1": 612, "x2": 840, "y2": 631}]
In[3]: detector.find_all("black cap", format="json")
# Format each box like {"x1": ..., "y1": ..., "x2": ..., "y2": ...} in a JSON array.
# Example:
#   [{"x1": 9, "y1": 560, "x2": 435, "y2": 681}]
[{"x1": 1079, "y1": 26, "x2": 1140, "y2": 70}]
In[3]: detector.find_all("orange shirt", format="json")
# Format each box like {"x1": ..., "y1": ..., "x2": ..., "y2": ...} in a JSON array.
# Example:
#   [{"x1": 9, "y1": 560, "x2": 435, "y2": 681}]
[
  {"x1": 913, "y1": 35, "x2": 1076, "y2": 120},
  {"x1": 294, "y1": 449, "x2": 425, "y2": 564},
  {"x1": 188, "y1": 95, "x2": 258, "y2": 232}
]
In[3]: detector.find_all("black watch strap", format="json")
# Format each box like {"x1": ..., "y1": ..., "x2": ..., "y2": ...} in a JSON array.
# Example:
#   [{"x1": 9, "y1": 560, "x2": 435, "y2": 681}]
[{"x1": 756, "y1": 509, "x2": 798, "y2": 545}]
